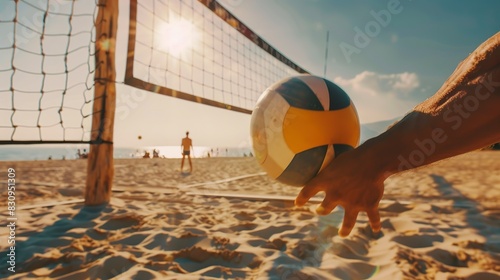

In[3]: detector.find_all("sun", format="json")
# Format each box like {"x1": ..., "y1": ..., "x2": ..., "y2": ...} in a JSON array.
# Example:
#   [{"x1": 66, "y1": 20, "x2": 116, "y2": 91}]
[{"x1": 156, "y1": 18, "x2": 199, "y2": 57}]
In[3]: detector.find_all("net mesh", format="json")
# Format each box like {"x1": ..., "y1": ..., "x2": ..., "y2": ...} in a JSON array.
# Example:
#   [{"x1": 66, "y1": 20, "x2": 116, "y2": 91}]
[
  {"x1": 0, "y1": 0, "x2": 97, "y2": 144},
  {"x1": 125, "y1": 0, "x2": 308, "y2": 114}
]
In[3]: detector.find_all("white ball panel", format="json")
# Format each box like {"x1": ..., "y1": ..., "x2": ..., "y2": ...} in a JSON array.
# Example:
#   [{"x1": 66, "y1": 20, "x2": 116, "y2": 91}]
[
  {"x1": 295, "y1": 75, "x2": 330, "y2": 111},
  {"x1": 261, "y1": 92, "x2": 295, "y2": 176},
  {"x1": 318, "y1": 144, "x2": 335, "y2": 173}
]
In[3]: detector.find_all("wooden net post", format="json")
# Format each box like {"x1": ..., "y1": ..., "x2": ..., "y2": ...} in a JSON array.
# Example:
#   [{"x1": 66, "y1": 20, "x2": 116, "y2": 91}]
[{"x1": 85, "y1": 0, "x2": 118, "y2": 205}]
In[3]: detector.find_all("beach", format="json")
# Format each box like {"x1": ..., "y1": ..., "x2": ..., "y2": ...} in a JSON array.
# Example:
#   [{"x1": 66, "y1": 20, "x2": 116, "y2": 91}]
[{"x1": 0, "y1": 152, "x2": 500, "y2": 279}]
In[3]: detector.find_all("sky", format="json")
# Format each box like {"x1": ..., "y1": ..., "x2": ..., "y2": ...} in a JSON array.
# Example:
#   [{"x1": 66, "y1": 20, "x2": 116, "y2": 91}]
[
  {"x1": 113, "y1": 0, "x2": 500, "y2": 148},
  {"x1": 217, "y1": 0, "x2": 500, "y2": 121},
  {"x1": 1, "y1": 0, "x2": 500, "y2": 148}
]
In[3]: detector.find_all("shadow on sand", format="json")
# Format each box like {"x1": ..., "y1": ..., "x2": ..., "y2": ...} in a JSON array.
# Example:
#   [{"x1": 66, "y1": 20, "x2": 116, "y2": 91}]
[
  {"x1": 430, "y1": 174, "x2": 500, "y2": 238},
  {"x1": 431, "y1": 174, "x2": 500, "y2": 252},
  {"x1": 0, "y1": 204, "x2": 109, "y2": 277},
  {"x1": 270, "y1": 207, "x2": 380, "y2": 279}
]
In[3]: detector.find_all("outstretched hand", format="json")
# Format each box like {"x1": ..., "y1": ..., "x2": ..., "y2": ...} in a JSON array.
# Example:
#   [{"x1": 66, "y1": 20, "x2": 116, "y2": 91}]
[
  {"x1": 295, "y1": 32, "x2": 500, "y2": 238},
  {"x1": 294, "y1": 146, "x2": 386, "y2": 237}
]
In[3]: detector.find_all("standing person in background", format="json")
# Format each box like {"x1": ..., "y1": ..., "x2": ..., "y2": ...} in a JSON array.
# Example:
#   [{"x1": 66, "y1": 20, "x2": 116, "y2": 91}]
[{"x1": 181, "y1": 131, "x2": 194, "y2": 173}]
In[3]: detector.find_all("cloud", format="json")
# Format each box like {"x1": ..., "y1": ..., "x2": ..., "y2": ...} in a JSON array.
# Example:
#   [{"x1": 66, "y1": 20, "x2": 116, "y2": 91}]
[{"x1": 334, "y1": 71, "x2": 420, "y2": 100}]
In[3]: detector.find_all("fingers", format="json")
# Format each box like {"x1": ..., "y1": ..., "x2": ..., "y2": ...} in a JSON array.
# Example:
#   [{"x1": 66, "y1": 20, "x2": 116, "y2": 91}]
[
  {"x1": 339, "y1": 209, "x2": 359, "y2": 237},
  {"x1": 294, "y1": 183, "x2": 321, "y2": 206},
  {"x1": 316, "y1": 197, "x2": 337, "y2": 215},
  {"x1": 366, "y1": 207, "x2": 381, "y2": 233},
  {"x1": 338, "y1": 208, "x2": 380, "y2": 237}
]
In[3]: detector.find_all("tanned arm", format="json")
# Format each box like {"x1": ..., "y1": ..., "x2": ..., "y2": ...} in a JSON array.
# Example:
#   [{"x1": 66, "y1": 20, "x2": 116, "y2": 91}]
[{"x1": 295, "y1": 32, "x2": 500, "y2": 237}]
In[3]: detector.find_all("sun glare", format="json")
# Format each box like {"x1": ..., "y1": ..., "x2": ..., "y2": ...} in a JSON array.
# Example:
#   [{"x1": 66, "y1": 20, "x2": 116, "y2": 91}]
[{"x1": 157, "y1": 18, "x2": 199, "y2": 57}]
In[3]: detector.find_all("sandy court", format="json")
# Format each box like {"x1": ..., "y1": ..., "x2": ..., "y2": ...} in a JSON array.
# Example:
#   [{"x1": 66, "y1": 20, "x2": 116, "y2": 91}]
[{"x1": 0, "y1": 151, "x2": 499, "y2": 279}]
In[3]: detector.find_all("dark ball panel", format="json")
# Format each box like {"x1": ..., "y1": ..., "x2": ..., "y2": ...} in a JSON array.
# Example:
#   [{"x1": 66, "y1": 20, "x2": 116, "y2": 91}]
[
  {"x1": 274, "y1": 77, "x2": 324, "y2": 111},
  {"x1": 332, "y1": 144, "x2": 354, "y2": 156},
  {"x1": 324, "y1": 79, "x2": 351, "y2": 110},
  {"x1": 276, "y1": 145, "x2": 327, "y2": 186}
]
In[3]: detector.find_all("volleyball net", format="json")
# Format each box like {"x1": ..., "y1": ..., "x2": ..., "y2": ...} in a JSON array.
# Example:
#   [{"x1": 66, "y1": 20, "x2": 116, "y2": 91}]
[
  {"x1": 124, "y1": 0, "x2": 308, "y2": 114},
  {"x1": 0, "y1": 0, "x2": 99, "y2": 144},
  {"x1": 0, "y1": 0, "x2": 308, "y2": 144},
  {"x1": 0, "y1": 0, "x2": 308, "y2": 203}
]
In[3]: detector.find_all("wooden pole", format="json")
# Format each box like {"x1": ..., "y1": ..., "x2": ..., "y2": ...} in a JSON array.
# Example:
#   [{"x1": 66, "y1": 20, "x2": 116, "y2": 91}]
[{"x1": 85, "y1": 0, "x2": 118, "y2": 205}]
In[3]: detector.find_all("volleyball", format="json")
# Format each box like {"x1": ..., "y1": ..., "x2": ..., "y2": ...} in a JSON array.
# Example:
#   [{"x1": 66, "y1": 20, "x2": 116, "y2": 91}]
[{"x1": 250, "y1": 75, "x2": 360, "y2": 186}]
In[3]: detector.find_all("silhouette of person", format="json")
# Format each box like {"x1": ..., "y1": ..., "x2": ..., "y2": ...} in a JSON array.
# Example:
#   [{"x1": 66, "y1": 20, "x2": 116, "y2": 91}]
[
  {"x1": 181, "y1": 131, "x2": 193, "y2": 172},
  {"x1": 153, "y1": 149, "x2": 159, "y2": 158}
]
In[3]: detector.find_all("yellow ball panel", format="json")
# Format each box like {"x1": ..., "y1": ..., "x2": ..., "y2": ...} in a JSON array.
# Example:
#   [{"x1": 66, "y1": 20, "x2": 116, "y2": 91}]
[{"x1": 282, "y1": 103, "x2": 360, "y2": 154}]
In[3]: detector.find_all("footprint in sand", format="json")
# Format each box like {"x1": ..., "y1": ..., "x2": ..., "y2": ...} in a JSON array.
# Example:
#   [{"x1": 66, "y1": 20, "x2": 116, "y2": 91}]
[
  {"x1": 248, "y1": 225, "x2": 295, "y2": 240},
  {"x1": 234, "y1": 211, "x2": 256, "y2": 221},
  {"x1": 172, "y1": 246, "x2": 258, "y2": 274},
  {"x1": 99, "y1": 214, "x2": 143, "y2": 230},
  {"x1": 426, "y1": 248, "x2": 468, "y2": 267},
  {"x1": 229, "y1": 222, "x2": 259, "y2": 232},
  {"x1": 111, "y1": 233, "x2": 149, "y2": 246},
  {"x1": 392, "y1": 234, "x2": 444, "y2": 248}
]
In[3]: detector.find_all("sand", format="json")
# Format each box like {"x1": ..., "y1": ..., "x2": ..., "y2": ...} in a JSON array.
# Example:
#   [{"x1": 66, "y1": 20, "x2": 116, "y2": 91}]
[{"x1": 0, "y1": 152, "x2": 500, "y2": 279}]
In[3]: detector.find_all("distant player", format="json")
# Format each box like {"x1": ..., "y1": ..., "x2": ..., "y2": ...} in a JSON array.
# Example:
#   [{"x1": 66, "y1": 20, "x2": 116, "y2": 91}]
[{"x1": 181, "y1": 131, "x2": 193, "y2": 173}]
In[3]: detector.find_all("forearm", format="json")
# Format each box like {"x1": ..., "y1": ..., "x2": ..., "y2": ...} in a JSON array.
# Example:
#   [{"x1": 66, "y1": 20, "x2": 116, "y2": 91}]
[
  {"x1": 369, "y1": 97, "x2": 500, "y2": 176},
  {"x1": 296, "y1": 33, "x2": 500, "y2": 238},
  {"x1": 362, "y1": 32, "x2": 500, "y2": 178}
]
